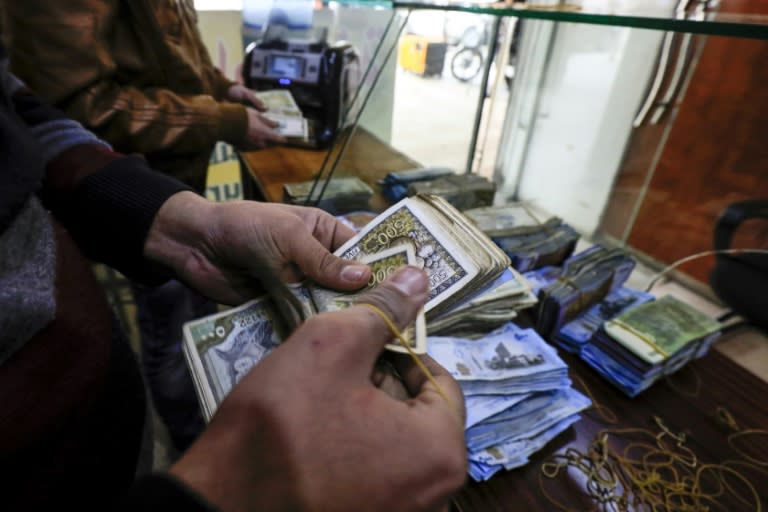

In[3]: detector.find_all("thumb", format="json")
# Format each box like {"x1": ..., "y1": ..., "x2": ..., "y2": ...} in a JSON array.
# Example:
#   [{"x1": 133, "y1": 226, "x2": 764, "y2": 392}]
[
  {"x1": 246, "y1": 90, "x2": 266, "y2": 111},
  {"x1": 286, "y1": 235, "x2": 371, "y2": 291},
  {"x1": 259, "y1": 113, "x2": 280, "y2": 129},
  {"x1": 308, "y1": 266, "x2": 429, "y2": 380}
]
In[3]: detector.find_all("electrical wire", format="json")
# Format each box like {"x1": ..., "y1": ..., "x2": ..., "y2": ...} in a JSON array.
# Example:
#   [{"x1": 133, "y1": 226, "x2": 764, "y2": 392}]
[{"x1": 644, "y1": 248, "x2": 768, "y2": 293}]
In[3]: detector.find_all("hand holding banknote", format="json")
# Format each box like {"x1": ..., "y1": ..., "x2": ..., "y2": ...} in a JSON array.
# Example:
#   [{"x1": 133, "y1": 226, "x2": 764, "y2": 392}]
[
  {"x1": 171, "y1": 267, "x2": 467, "y2": 512},
  {"x1": 243, "y1": 107, "x2": 287, "y2": 148},
  {"x1": 144, "y1": 193, "x2": 371, "y2": 305},
  {"x1": 226, "y1": 84, "x2": 267, "y2": 111}
]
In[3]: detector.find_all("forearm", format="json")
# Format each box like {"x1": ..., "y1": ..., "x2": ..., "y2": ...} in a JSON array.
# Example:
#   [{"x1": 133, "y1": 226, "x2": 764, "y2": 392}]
[
  {"x1": 142, "y1": 190, "x2": 215, "y2": 277},
  {"x1": 64, "y1": 82, "x2": 248, "y2": 154},
  {"x1": 6, "y1": 0, "x2": 247, "y2": 155},
  {"x1": 42, "y1": 151, "x2": 191, "y2": 283}
]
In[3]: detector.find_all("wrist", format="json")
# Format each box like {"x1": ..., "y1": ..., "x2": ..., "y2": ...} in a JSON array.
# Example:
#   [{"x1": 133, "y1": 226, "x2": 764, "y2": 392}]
[{"x1": 143, "y1": 191, "x2": 215, "y2": 274}]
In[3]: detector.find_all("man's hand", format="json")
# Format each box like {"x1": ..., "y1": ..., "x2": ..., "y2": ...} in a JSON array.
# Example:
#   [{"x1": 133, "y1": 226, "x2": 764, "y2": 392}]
[
  {"x1": 170, "y1": 266, "x2": 468, "y2": 512},
  {"x1": 242, "y1": 107, "x2": 286, "y2": 148},
  {"x1": 143, "y1": 192, "x2": 371, "y2": 305},
  {"x1": 226, "y1": 84, "x2": 266, "y2": 111}
]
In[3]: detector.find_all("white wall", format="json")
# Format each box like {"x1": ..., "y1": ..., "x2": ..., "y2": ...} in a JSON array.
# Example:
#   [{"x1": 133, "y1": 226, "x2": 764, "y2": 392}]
[{"x1": 496, "y1": 22, "x2": 665, "y2": 235}]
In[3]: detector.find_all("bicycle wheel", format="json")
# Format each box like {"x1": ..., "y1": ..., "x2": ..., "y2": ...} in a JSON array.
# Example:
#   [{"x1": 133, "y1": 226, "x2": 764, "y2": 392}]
[{"x1": 450, "y1": 47, "x2": 483, "y2": 82}]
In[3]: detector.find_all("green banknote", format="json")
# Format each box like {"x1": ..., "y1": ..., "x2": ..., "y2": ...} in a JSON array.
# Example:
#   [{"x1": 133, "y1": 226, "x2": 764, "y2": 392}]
[
  {"x1": 182, "y1": 296, "x2": 285, "y2": 420},
  {"x1": 604, "y1": 295, "x2": 721, "y2": 364}
]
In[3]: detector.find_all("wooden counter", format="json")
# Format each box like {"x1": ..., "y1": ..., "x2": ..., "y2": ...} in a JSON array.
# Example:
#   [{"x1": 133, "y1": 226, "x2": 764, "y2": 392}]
[
  {"x1": 452, "y1": 347, "x2": 768, "y2": 511},
  {"x1": 239, "y1": 128, "x2": 419, "y2": 208}
]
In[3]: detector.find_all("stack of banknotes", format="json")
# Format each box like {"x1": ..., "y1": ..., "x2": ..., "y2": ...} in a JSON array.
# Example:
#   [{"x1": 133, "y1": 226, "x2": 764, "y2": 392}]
[
  {"x1": 581, "y1": 295, "x2": 722, "y2": 396},
  {"x1": 463, "y1": 204, "x2": 580, "y2": 272},
  {"x1": 283, "y1": 176, "x2": 374, "y2": 213},
  {"x1": 405, "y1": 174, "x2": 497, "y2": 211},
  {"x1": 254, "y1": 89, "x2": 309, "y2": 141},
  {"x1": 378, "y1": 166, "x2": 456, "y2": 204},
  {"x1": 531, "y1": 245, "x2": 636, "y2": 338},
  {"x1": 524, "y1": 250, "x2": 723, "y2": 397},
  {"x1": 553, "y1": 286, "x2": 656, "y2": 353},
  {"x1": 428, "y1": 322, "x2": 591, "y2": 481},
  {"x1": 183, "y1": 194, "x2": 525, "y2": 419}
]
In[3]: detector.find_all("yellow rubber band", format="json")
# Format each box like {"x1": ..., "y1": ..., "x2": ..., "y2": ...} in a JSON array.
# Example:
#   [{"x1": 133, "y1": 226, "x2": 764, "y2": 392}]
[{"x1": 361, "y1": 303, "x2": 455, "y2": 410}]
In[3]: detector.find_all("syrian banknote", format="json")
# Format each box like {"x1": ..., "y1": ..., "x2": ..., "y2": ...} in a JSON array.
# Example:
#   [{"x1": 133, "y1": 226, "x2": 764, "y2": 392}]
[
  {"x1": 283, "y1": 177, "x2": 373, "y2": 202},
  {"x1": 182, "y1": 296, "x2": 284, "y2": 420},
  {"x1": 263, "y1": 112, "x2": 308, "y2": 139},
  {"x1": 465, "y1": 388, "x2": 591, "y2": 452},
  {"x1": 255, "y1": 89, "x2": 302, "y2": 116},
  {"x1": 463, "y1": 203, "x2": 544, "y2": 238},
  {"x1": 603, "y1": 295, "x2": 721, "y2": 365},
  {"x1": 465, "y1": 393, "x2": 532, "y2": 429},
  {"x1": 313, "y1": 244, "x2": 427, "y2": 354},
  {"x1": 330, "y1": 197, "x2": 479, "y2": 314},
  {"x1": 427, "y1": 323, "x2": 570, "y2": 395}
]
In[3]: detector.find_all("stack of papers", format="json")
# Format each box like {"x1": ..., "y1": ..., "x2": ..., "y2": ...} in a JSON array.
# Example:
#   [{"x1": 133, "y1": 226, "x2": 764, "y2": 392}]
[{"x1": 428, "y1": 322, "x2": 591, "y2": 481}]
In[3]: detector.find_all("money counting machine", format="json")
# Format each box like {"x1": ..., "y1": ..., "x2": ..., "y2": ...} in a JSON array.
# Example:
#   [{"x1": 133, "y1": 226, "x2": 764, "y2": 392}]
[{"x1": 243, "y1": 37, "x2": 358, "y2": 149}]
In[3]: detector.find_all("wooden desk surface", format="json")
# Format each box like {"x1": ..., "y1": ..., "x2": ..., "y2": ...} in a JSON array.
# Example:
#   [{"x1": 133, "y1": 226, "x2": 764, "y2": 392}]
[
  {"x1": 239, "y1": 128, "x2": 419, "y2": 207},
  {"x1": 453, "y1": 348, "x2": 768, "y2": 511}
]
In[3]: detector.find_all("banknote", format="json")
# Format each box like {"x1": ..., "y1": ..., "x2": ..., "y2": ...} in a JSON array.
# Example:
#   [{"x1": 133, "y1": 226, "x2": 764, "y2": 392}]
[
  {"x1": 603, "y1": 295, "x2": 721, "y2": 364},
  {"x1": 463, "y1": 203, "x2": 544, "y2": 238},
  {"x1": 465, "y1": 393, "x2": 532, "y2": 429},
  {"x1": 283, "y1": 177, "x2": 374, "y2": 201},
  {"x1": 182, "y1": 296, "x2": 284, "y2": 420},
  {"x1": 468, "y1": 415, "x2": 582, "y2": 472},
  {"x1": 254, "y1": 89, "x2": 302, "y2": 116},
  {"x1": 313, "y1": 245, "x2": 427, "y2": 354},
  {"x1": 427, "y1": 326, "x2": 567, "y2": 383},
  {"x1": 556, "y1": 286, "x2": 655, "y2": 352},
  {"x1": 263, "y1": 112, "x2": 308, "y2": 139},
  {"x1": 465, "y1": 388, "x2": 591, "y2": 452},
  {"x1": 332, "y1": 197, "x2": 479, "y2": 314}
]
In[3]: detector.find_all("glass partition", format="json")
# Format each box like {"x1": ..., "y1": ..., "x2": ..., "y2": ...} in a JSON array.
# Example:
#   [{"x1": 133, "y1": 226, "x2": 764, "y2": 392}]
[{"x1": 302, "y1": 1, "x2": 768, "y2": 295}]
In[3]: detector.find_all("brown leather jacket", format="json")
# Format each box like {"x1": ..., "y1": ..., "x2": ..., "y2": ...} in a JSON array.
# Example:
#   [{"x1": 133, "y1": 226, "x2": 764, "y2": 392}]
[{"x1": 5, "y1": 0, "x2": 248, "y2": 192}]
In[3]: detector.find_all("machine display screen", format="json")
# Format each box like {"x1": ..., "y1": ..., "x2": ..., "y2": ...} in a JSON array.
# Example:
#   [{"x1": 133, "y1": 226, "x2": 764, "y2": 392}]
[{"x1": 268, "y1": 55, "x2": 304, "y2": 79}]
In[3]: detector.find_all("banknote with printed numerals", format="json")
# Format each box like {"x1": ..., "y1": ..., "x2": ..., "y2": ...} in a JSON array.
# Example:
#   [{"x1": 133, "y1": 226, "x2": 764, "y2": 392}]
[
  {"x1": 183, "y1": 246, "x2": 429, "y2": 419},
  {"x1": 254, "y1": 89, "x2": 302, "y2": 116},
  {"x1": 182, "y1": 296, "x2": 284, "y2": 420},
  {"x1": 313, "y1": 244, "x2": 426, "y2": 354},
  {"x1": 331, "y1": 197, "x2": 479, "y2": 314},
  {"x1": 262, "y1": 113, "x2": 308, "y2": 139}
]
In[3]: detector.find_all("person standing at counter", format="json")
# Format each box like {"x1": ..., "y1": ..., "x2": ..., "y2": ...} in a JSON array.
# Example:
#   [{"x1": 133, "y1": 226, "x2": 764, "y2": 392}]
[{"x1": 3, "y1": 0, "x2": 284, "y2": 452}]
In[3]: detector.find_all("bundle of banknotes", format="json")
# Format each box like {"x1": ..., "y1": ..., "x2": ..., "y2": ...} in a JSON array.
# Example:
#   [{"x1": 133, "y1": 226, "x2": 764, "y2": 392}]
[
  {"x1": 531, "y1": 245, "x2": 636, "y2": 338},
  {"x1": 463, "y1": 204, "x2": 580, "y2": 272},
  {"x1": 378, "y1": 166, "x2": 456, "y2": 204},
  {"x1": 428, "y1": 322, "x2": 591, "y2": 481},
  {"x1": 183, "y1": 194, "x2": 520, "y2": 419},
  {"x1": 553, "y1": 285, "x2": 656, "y2": 353},
  {"x1": 183, "y1": 244, "x2": 426, "y2": 420},
  {"x1": 283, "y1": 176, "x2": 374, "y2": 213},
  {"x1": 254, "y1": 89, "x2": 309, "y2": 142},
  {"x1": 580, "y1": 295, "x2": 722, "y2": 397},
  {"x1": 405, "y1": 174, "x2": 496, "y2": 211}
]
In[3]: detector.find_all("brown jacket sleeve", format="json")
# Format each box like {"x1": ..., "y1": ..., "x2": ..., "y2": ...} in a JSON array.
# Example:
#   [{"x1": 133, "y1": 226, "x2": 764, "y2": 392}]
[{"x1": 5, "y1": 0, "x2": 247, "y2": 157}]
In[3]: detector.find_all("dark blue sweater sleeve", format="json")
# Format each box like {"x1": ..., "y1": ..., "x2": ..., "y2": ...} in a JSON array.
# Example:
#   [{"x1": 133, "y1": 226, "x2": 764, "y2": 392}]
[{"x1": 9, "y1": 77, "x2": 193, "y2": 282}]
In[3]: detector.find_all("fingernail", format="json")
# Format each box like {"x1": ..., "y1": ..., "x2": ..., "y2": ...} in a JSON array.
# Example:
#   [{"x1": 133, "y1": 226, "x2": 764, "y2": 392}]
[
  {"x1": 390, "y1": 267, "x2": 427, "y2": 295},
  {"x1": 341, "y1": 263, "x2": 369, "y2": 282}
]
